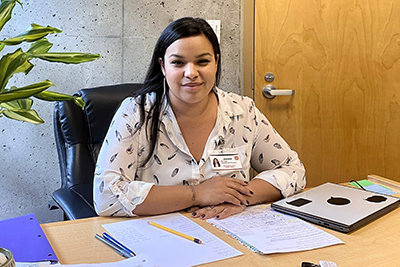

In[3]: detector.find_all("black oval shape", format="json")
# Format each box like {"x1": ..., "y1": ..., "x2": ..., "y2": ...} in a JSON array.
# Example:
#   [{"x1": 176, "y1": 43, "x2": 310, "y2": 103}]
[
  {"x1": 366, "y1": 195, "x2": 387, "y2": 203},
  {"x1": 327, "y1": 197, "x2": 351, "y2": 205}
]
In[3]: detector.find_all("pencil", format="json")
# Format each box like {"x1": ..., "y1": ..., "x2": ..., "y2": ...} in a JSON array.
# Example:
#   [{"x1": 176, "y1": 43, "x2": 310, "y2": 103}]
[{"x1": 148, "y1": 221, "x2": 203, "y2": 244}]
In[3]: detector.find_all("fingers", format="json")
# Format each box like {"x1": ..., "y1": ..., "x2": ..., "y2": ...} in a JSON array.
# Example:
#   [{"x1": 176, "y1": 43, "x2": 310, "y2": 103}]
[
  {"x1": 225, "y1": 178, "x2": 253, "y2": 197},
  {"x1": 191, "y1": 205, "x2": 221, "y2": 219},
  {"x1": 195, "y1": 177, "x2": 253, "y2": 207},
  {"x1": 216, "y1": 177, "x2": 253, "y2": 197},
  {"x1": 224, "y1": 189, "x2": 249, "y2": 206},
  {"x1": 184, "y1": 206, "x2": 201, "y2": 213},
  {"x1": 224, "y1": 180, "x2": 252, "y2": 206},
  {"x1": 191, "y1": 204, "x2": 246, "y2": 220},
  {"x1": 214, "y1": 206, "x2": 239, "y2": 220},
  {"x1": 235, "y1": 184, "x2": 254, "y2": 197}
]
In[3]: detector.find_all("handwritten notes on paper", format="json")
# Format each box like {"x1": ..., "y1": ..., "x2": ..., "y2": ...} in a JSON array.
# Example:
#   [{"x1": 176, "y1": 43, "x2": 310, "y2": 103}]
[
  {"x1": 102, "y1": 213, "x2": 242, "y2": 267},
  {"x1": 207, "y1": 205, "x2": 344, "y2": 254}
]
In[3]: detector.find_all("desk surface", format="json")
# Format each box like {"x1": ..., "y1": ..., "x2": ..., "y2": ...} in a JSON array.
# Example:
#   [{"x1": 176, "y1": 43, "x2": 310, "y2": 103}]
[{"x1": 41, "y1": 175, "x2": 400, "y2": 267}]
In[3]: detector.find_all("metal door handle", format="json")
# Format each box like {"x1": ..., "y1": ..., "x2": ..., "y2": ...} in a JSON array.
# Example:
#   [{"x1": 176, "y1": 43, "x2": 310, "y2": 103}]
[{"x1": 263, "y1": 84, "x2": 294, "y2": 99}]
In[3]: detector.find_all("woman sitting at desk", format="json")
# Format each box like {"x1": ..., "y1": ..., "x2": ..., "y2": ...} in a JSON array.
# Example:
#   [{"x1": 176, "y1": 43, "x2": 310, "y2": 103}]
[{"x1": 93, "y1": 17, "x2": 306, "y2": 220}]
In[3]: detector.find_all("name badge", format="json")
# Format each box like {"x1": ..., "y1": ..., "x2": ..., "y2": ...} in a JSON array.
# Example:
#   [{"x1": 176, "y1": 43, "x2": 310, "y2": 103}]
[{"x1": 210, "y1": 153, "x2": 242, "y2": 171}]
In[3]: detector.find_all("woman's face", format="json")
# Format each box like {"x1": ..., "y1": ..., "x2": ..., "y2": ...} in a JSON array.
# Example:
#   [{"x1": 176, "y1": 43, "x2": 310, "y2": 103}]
[{"x1": 160, "y1": 34, "x2": 219, "y2": 108}]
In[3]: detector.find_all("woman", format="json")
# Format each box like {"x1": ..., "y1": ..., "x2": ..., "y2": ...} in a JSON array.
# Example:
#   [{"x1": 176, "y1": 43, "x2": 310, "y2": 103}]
[{"x1": 93, "y1": 17, "x2": 306, "y2": 220}]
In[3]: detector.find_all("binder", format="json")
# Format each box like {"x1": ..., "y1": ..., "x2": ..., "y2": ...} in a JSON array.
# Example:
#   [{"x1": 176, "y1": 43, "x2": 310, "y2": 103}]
[{"x1": 0, "y1": 213, "x2": 58, "y2": 262}]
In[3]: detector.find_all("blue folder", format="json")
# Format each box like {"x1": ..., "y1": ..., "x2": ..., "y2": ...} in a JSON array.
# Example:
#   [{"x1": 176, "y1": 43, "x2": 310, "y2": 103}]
[{"x1": 0, "y1": 213, "x2": 58, "y2": 262}]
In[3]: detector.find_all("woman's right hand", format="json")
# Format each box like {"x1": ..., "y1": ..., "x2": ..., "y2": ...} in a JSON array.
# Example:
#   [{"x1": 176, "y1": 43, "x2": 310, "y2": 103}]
[{"x1": 193, "y1": 177, "x2": 253, "y2": 207}]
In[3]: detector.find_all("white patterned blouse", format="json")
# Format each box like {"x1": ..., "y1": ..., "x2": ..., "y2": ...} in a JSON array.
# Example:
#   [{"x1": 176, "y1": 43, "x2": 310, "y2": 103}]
[{"x1": 93, "y1": 87, "x2": 306, "y2": 216}]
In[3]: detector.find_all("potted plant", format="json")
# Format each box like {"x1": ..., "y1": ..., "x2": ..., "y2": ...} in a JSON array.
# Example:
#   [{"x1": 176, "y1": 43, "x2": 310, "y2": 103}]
[
  {"x1": 0, "y1": 0, "x2": 101, "y2": 124},
  {"x1": 0, "y1": 0, "x2": 100, "y2": 264}
]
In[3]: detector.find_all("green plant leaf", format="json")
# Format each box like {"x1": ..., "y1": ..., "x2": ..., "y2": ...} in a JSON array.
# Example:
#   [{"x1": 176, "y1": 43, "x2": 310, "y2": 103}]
[
  {"x1": 0, "y1": 23, "x2": 62, "y2": 46},
  {"x1": 27, "y1": 38, "x2": 53, "y2": 55},
  {"x1": 73, "y1": 96, "x2": 85, "y2": 108},
  {"x1": 0, "y1": 97, "x2": 32, "y2": 110},
  {"x1": 0, "y1": 97, "x2": 44, "y2": 124},
  {"x1": 34, "y1": 90, "x2": 85, "y2": 108},
  {"x1": 0, "y1": 0, "x2": 21, "y2": 33},
  {"x1": 0, "y1": 0, "x2": 99, "y2": 124},
  {"x1": 0, "y1": 48, "x2": 33, "y2": 92},
  {"x1": 31, "y1": 52, "x2": 101, "y2": 64},
  {"x1": 0, "y1": 80, "x2": 54, "y2": 103},
  {"x1": 2, "y1": 109, "x2": 44, "y2": 124}
]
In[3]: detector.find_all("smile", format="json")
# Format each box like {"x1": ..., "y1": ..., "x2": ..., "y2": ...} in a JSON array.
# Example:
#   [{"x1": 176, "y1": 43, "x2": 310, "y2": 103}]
[{"x1": 182, "y1": 82, "x2": 203, "y2": 87}]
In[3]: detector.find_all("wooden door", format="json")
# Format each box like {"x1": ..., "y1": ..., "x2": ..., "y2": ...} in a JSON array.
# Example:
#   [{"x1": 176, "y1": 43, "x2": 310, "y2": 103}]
[{"x1": 254, "y1": 0, "x2": 400, "y2": 186}]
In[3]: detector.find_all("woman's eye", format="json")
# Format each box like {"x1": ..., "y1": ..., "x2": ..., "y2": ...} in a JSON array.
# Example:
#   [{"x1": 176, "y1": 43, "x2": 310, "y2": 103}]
[
  {"x1": 198, "y1": 59, "x2": 210, "y2": 64},
  {"x1": 171, "y1": 60, "x2": 183, "y2": 66}
]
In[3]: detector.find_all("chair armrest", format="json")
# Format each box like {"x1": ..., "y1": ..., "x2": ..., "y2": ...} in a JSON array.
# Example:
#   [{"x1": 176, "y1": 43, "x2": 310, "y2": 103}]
[{"x1": 52, "y1": 187, "x2": 98, "y2": 220}]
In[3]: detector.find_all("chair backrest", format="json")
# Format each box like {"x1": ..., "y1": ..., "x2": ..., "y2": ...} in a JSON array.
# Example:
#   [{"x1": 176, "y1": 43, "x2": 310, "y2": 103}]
[{"x1": 53, "y1": 83, "x2": 142, "y2": 205}]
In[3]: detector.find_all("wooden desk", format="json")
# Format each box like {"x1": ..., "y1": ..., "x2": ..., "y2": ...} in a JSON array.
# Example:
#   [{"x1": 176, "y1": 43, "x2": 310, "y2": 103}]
[{"x1": 41, "y1": 175, "x2": 400, "y2": 267}]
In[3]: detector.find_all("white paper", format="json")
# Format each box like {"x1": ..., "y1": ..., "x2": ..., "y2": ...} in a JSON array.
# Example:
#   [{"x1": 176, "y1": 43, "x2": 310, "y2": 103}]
[
  {"x1": 16, "y1": 262, "x2": 57, "y2": 267},
  {"x1": 102, "y1": 213, "x2": 242, "y2": 267},
  {"x1": 319, "y1": 261, "x2": 339, "y2": 267},
  {"x1": 207, "y1": 205, "x2": 344, "y2": 254},
  {"x1": 35, "y1": 255, "x2": 152, "y2": 267}
]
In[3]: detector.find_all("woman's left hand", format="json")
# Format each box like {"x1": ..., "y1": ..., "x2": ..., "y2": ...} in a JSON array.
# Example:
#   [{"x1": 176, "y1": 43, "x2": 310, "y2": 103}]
[{"x1": 188, "y1": 203, "x2": 247, "y2": 220}]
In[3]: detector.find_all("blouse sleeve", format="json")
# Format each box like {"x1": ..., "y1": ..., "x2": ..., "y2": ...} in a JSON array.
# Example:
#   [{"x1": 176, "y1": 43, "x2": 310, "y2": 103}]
[
  {"x1": 250, "y1": 106, "x2": 306, "y2": 197},
  {"x1": 93, "y1": 97, "x2": 154, "y2": 216}
]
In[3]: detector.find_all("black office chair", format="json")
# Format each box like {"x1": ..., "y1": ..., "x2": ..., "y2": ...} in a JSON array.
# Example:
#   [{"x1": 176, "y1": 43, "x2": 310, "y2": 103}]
[{"x1": 52, "y1": 83, "x2": 142, "y2": 220}]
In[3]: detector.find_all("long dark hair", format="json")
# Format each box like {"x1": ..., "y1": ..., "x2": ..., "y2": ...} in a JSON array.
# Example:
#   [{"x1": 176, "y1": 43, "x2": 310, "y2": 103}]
[{"x1": 135, "y1": 17, "x2": 221, "y2": 167}]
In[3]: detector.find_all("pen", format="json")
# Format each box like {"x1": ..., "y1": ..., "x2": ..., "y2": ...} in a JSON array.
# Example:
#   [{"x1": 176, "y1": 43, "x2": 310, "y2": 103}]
[
  {"x1": 103, "y1": 232, "x2": 136, "y2": 257},
  {"x1": 350, "y1": 180, "x2": 366, "y2": 191},
  {"x1": 95, "y1": 234, "x2": 133, "y2": 258},
  {"x1": 148, "y1": 221, "x2": 203, "y2": 244}
]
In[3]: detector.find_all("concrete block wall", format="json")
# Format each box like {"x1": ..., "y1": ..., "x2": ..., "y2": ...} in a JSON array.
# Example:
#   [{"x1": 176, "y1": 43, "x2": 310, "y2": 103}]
[{"x1": 0, "y1": 0, "x2": 243, "y2": 223}]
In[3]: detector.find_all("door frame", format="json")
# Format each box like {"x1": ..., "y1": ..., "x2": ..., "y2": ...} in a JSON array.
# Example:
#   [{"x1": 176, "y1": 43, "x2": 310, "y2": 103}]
[{"x1": 241, "y1": 0, "x2": 255, "y2": 99}]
